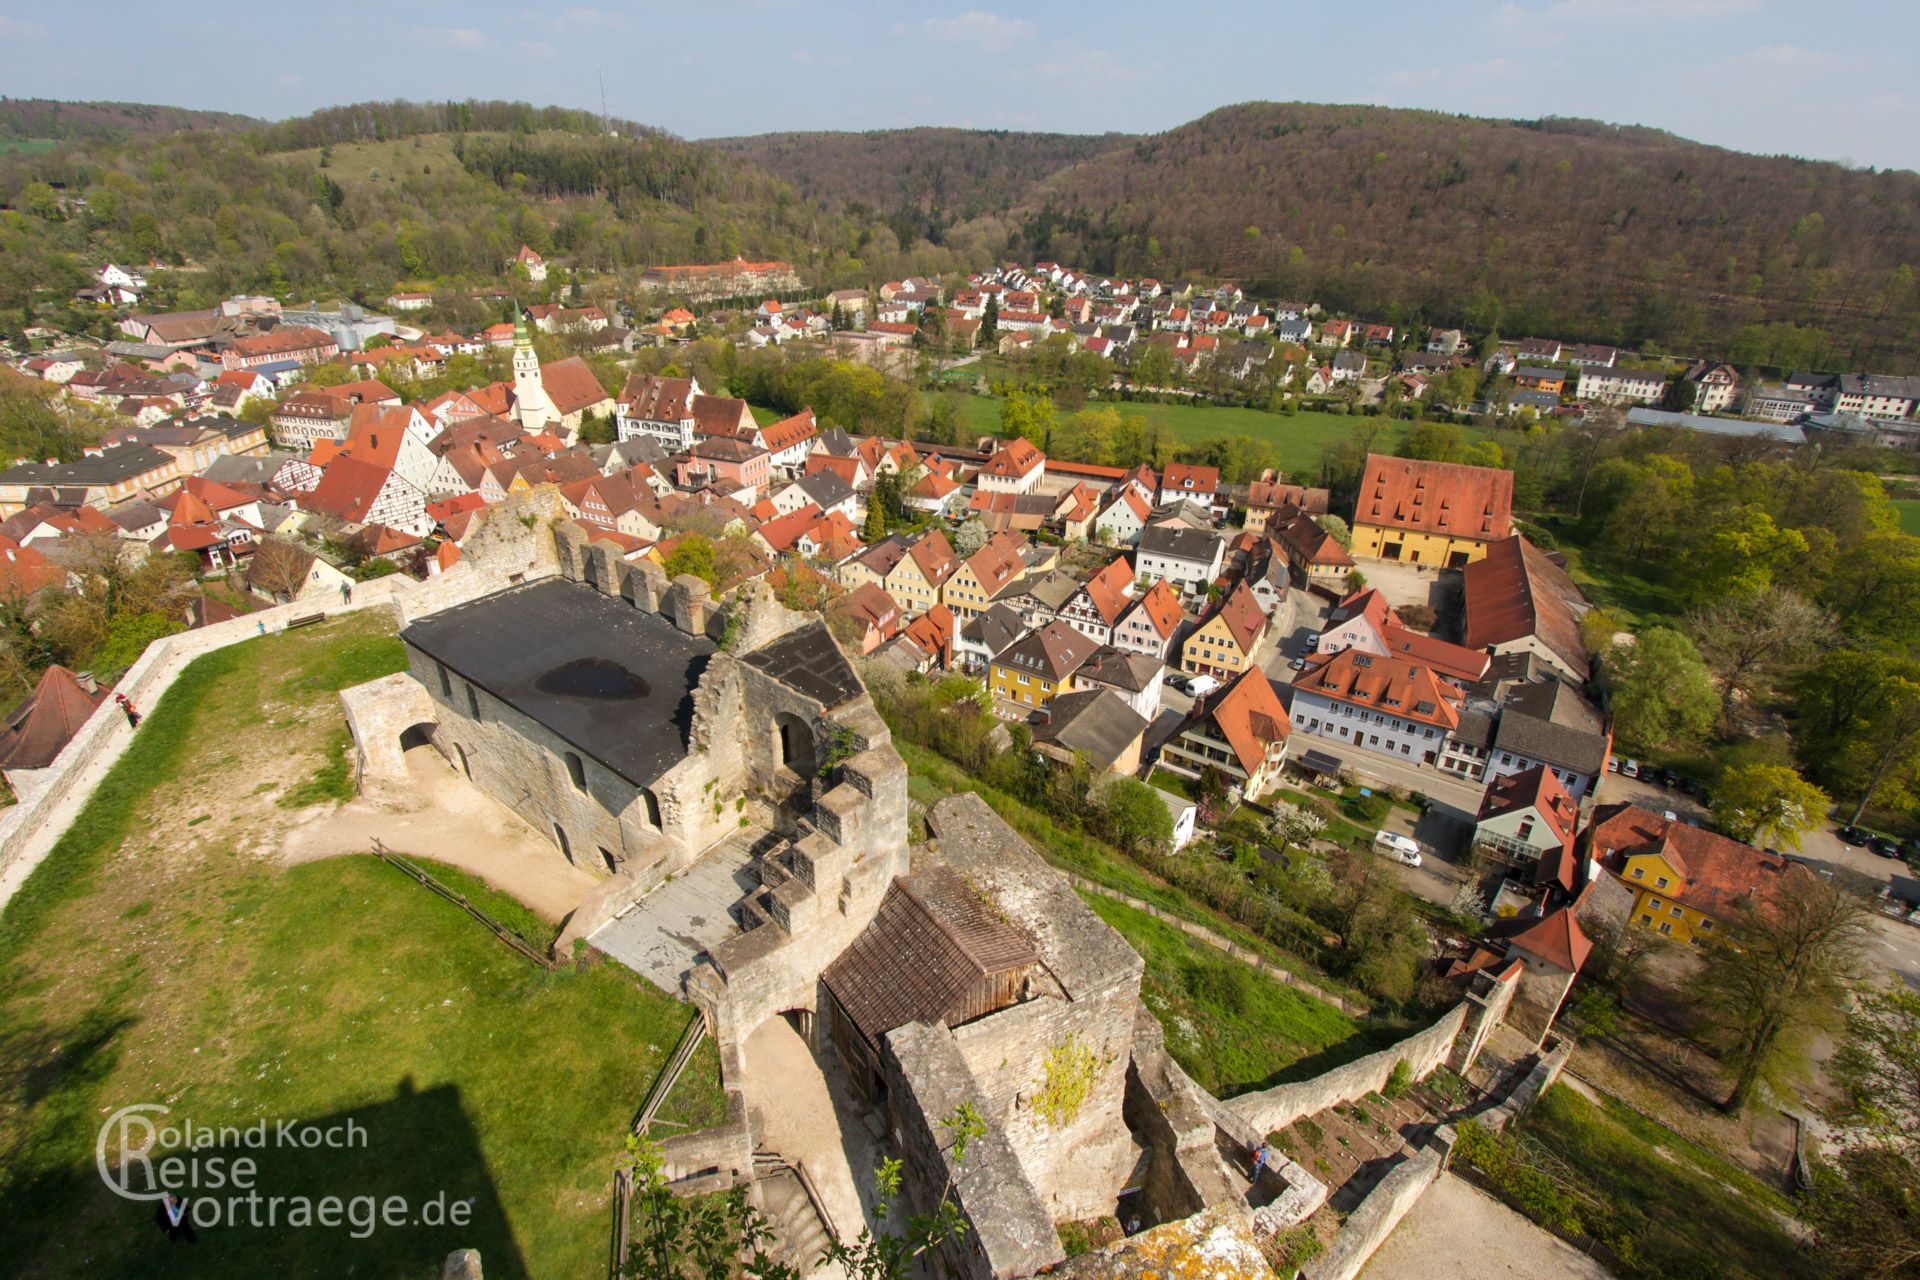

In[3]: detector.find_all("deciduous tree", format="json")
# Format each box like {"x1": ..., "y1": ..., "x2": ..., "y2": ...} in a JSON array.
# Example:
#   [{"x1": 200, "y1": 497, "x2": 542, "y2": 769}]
[
  {"x1": 1689, "y1": 873, "x2": 1867, "y2": 1114},
  {"x1": 1687, "y1": 587, "x2": 1834, "y2": 728},
  {"x1": 1710, "y1": 763, "x2": 1830, "y2": 850},
  {"x1": 1604, "y1": 627, "x2": 1717, "y2": 750}
]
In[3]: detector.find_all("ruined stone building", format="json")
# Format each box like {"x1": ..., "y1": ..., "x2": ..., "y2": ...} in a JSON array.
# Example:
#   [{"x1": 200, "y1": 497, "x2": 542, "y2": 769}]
[{"x1": 345, "y1": 502, "x2": 1548, "y2": 1280}]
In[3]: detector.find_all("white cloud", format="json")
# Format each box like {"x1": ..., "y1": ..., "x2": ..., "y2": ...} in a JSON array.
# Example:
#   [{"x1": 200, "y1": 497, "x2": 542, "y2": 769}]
[
  {"x1": 519, "y1": 40, "x2": 558, "y2": 61},
  {"x1": 416, "y1": 26, "x2": 489, "y2": 50},
  {"x1": 1005, "y1": 43, "x2": 1155, "y2": 89},
  {"x1": 540, "y1": 7, "x2": 629, "y2": 32},
  {"x1": 909, "y1": 11, "x2": 1036, "y2": 51},
  {"x1": 0, "y1": 15, "x2": 47, "y2": 38},
  {"x1": 1548, "y1": 0, "x2": 1761, "y2": 16}
]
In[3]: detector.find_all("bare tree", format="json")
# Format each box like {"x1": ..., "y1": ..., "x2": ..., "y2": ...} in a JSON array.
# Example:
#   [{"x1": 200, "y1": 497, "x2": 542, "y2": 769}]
[
  {"x1": 1687, "y1": 587, "x2": 1834, "y2": 728},
  {"x1": 1689, "y1": 873, "x2": 1869, "y2": 1114},
  {"x1": 245, "y1": 538, "x2": 313, "y2": 602}
]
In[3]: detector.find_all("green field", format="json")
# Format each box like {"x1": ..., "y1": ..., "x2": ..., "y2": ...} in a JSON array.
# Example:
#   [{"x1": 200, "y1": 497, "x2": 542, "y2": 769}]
[
  {"x1": 1460, "y1": 1083, "x2": 1817, "y2": 1280},
  {"x1": 1894, "y1": 498, "x2": 1920, "y2": 536},
  {"x1": 0, "y1": 616, "x2": 714, "y2": 1279},
  {"x1": 1082, "y1": 893, "x2": 1401, "y2": 1098},
  {"x1": 0, "y1": 138, "x2": 58, "y2": 156},
  {"x1": 938, "y1": 391, "x2": 1492, "y2": 476}
]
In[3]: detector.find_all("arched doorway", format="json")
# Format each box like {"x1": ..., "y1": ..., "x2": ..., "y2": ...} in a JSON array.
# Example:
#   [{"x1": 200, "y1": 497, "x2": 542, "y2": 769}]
[
  {"x1": 773, "y1": 712, "x2": 815, "y2": 776},
  {"x1": 398, "y1": 722, "x2": 436, "y2": 752}
]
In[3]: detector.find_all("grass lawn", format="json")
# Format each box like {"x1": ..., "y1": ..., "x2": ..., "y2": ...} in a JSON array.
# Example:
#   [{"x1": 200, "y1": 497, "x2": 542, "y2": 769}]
[
  {"x1": 0, "y1": 614, "x2": 716, "y2": 1279},
  {"x1": 0, "y1": 138, "x2": 58, "y2": 156},
  {"x1": 1501, "y1": 1084, "x2": 1815, "y2": 1280},
  {"x1": 936, "y1": 391, "x2": 1499, "y2": 477},
  {"x1": 1893, "y1": 497, "x2": 1920, "y2": 537},
  {"x1": 1081, "y1": 893, "x2": 1399, "y2": 1098},
  {"x1": 1535, "y1": 515, "x2": 1685, "y2": 630}
]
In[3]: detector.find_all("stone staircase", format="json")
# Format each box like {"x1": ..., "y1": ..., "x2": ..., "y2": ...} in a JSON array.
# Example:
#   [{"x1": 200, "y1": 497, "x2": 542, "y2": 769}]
[{"x1": 752, "y1": 1157, "x2": 835, "y2": 1274}]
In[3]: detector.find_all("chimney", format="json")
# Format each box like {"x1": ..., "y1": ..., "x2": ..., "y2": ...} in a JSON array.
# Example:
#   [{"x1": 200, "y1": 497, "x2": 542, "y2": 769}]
[{"x1": 75, "y1": 671, "x2": 98, "y2": 694}]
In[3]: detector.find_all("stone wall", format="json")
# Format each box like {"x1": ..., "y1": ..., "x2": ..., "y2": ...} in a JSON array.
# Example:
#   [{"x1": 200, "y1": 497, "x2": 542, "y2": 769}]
[
  {"x1": 1299, "y1": 1145, "x2": 1446, "y2": 1280},
  {"x1": 885, "y1": 1021, "x2": 1065, "y2": 1280},
  {"x1": 1448, "y1": 962, "x2": 1521, "y2": 1075},
  {"x1": 1226, "y1": 1003, "x2": 1469, "y2": 1138},
  {"x1": 340, "y1": 672, "x2": 435, "y2": 786},
  {"x1": 0, "y1": 575, "x2": 417, "y2": 911}
]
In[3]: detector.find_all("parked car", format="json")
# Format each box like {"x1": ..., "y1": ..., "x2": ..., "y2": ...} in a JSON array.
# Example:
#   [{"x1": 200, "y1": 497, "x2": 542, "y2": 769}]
[
  {"x1": 1678, "y1": 776, "x2": 1702, "y2": 797},
  {"x1": 1619, "y1": 759, "x2": 1641, "y2": 779},
  {"x1": 1373, "y1": 830, "x2": 1423, "y2": 867},
  {"x1": 1658, "y1": 768, "x2": 1682, "y2": 790},
  {"x1": 1289, "y1": 656, "x2": 1309, "y2": 671},
  {"x1": 1838, "y1": 825, "x2": 1872, "y2": 846},
  {"x1": 1606, "y1": 757, "x2": 1620, "y2": 774},
  {"x1": 1180, "y1": 674, "x2": 1221, "y2": 699},
  {"x1": 1870, "y1": 836, "x2": 1905, "y2": 860}
]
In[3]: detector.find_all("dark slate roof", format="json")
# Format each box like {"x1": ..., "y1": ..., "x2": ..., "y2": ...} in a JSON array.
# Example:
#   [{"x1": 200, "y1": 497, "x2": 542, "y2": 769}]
[
  {"x1": 822, "y1": 866, "x2": 1039, "y2": 1049},
  {"x1": 962, "y1": 602, "x2": 1026, "y2": 659},
  {"x1": 0, "y1": 443, "x2": 175, "y2": 486},
  {"x1": 400, "y1": 578, "x2": 713, "y2": 787},
  {"x1": 742, "y1": 619, "x2": 865, "y2": 709},
  {"x1": 1137, "y1": 522, "x2": 1220, "y2": 564},
  {"x1": 1032, "y1": 688, "x2": 1148, "y2": 770},
  {"x1": 794, "y1": 471, "x2": 855, "y2": 510},
  {"x1": 1492, "y1": 678, "x2": 1610, "y2": 775}
]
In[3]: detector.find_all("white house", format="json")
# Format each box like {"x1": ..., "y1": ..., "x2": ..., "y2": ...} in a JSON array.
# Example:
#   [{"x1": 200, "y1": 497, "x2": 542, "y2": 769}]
[{"x1": 1135, "y1": 523, "x2": 1223, "y2": 598}]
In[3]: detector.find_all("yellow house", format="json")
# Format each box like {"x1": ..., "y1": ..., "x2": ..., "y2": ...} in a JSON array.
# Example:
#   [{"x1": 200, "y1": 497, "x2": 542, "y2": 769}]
[
  {"x1": 1351, "y1": 454, "x2": 1515, "y2": 569},
  {"x1": 839, "y1": 537, "x2": 910, "y2": 592},
  {"x1": 883, "y1": 530, "x2": 959, "y2": 616},
  {"x1": 987, "y1": 619, "x2": 1096, "y2": 717},
  {"x1": 943, "y1": 532, "x2": 1027, "y2": 622},
  {"x1": 1588, "y1": 803, "x2": 1802, "y2": 946},
  {"x1": 1179, "y1": 582, "x2": 1268, "y2": 679}
]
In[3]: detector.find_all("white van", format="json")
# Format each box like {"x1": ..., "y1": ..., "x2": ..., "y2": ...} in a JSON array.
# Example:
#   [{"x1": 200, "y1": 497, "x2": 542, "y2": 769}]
[
  {"x1": 1373, "y1": 830, "x2": 1423, "y2": 867},
  {"x1": 1181, "y1": 674, "x2": 1222, "y2": 699}
]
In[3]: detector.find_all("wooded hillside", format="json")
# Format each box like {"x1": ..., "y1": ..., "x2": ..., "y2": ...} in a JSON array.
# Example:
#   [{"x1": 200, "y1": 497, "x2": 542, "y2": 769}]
[
  {"x1": 0, "y1": 98, "x2": 260, "y2": 141},
  {"x1": 711, "y1": 127, "x2": 1133, "y2": 224},
  {"x1": 722, "y1": 103, "x2": 1920, "y2": 367}
]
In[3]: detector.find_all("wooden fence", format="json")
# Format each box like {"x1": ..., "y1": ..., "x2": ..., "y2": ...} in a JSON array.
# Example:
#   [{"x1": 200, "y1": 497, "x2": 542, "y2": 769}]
[{"x1": 369, "y1": 839, "x2": 558, "y2": 969}]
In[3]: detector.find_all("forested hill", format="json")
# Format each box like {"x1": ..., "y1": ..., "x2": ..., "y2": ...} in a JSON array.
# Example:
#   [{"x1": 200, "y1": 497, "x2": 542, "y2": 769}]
[
  {"x1": 723, "y1": 102, "x2": 1920, "y2": 368},
  {"x1": 0, "y1": 98, "x2": 260, "y2": 141},
  {"x1": 0, "y1": 101, "x2": 978, "y2": 333},
  {"x1": 709, "y1": 127, "x2": 1135, "y2": 222}
]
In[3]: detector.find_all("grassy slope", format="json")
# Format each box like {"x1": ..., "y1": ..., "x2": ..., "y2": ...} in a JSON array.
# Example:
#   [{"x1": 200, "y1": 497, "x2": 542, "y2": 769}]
[
  {"x1": 1894, "y1": 497, "x2": 1920, "y2": 536},
  {"x1": 897, "y1": 739, "x2": 1363, "y2": 999},
  {"x1": 1082, "y1": 894, "x2": 1395, "y2": 1098},
  {"x1": 0, "y1": 616, "x2": 710, "y2": 1279},
  {"x1": 1517, "y1": 1084, "x2": 1814, "y2": 1280}
]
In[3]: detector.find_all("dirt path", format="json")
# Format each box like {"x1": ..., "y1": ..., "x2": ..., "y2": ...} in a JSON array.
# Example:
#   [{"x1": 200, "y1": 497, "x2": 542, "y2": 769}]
[
  {"x1": 1361, "y1": 1171, "x2": 1614, "y2": 1279},
  {"x1": 280, "y1": 744, "x2": 596, "y2": 922}
]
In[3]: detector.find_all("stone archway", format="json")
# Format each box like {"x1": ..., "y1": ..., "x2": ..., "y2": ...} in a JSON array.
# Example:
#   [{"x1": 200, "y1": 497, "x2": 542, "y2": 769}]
[
  {"x1": 340, "y1": 672, "x2": 437, "y2": 787},
  {"x1": 398, "y1": 722, "x2": 436, "y2": 753},
  {"x1": 774, "y1": 712, "x2": 816, "y2": 777}
]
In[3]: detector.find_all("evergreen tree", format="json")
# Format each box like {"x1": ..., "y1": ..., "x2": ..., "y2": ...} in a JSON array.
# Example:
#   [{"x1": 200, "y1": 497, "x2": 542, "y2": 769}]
[{"x1": 981, "y1": 294, "x2": 999, "y2": 346}]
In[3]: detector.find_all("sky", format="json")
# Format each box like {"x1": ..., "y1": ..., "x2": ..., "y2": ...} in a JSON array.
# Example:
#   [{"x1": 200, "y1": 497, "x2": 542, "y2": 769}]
[{"x1": 3, "y1": 0, "x2": 1916, "y2": 172}]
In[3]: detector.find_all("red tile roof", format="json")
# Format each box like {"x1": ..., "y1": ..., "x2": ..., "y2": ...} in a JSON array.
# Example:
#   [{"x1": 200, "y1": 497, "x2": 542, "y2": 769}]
[
  {"x1": 1127, "y1": 579, "x2": 1184, "y2": 639},
  {"x1": 981, "y1": 436, "x2": 1043, "y2": 479},
  {"x1": 536, "y1": 356, "x2": 610, "y2": 417},
  {"x1": 0, "y1": 665, "x2": 107, "y2": 770},
  {"x1": 1357, "y1": 453, "x2": 1513, "y2": 542},
  {"x1": 1079, "y1": 555, "x2": 1136, "y2": 625},
  {"x1": 1161, "y1": 462, "x2": 1219, "y2": 493},
  {"x1": 1587, "y1": 803, "x2": 1807, "y2": 921},
  {"x1": 1193, "y1": 666, "x2": 1290, "y2": 776},
  {"x1": 1505, "y1": 906, "x2": 1591, "y2": 973},
  {"x1": 1461, "y1": 534, "x2": 1591, "y2": 681},
  {"x1": 1294, "y1": 648, "x2": 1463, "y2": 729}
]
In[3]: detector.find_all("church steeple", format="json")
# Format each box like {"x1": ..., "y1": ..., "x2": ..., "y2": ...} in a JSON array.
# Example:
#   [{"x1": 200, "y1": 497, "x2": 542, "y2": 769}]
[{"x1": 509, "y1": 307, "x2": 557, "y2": 432}]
